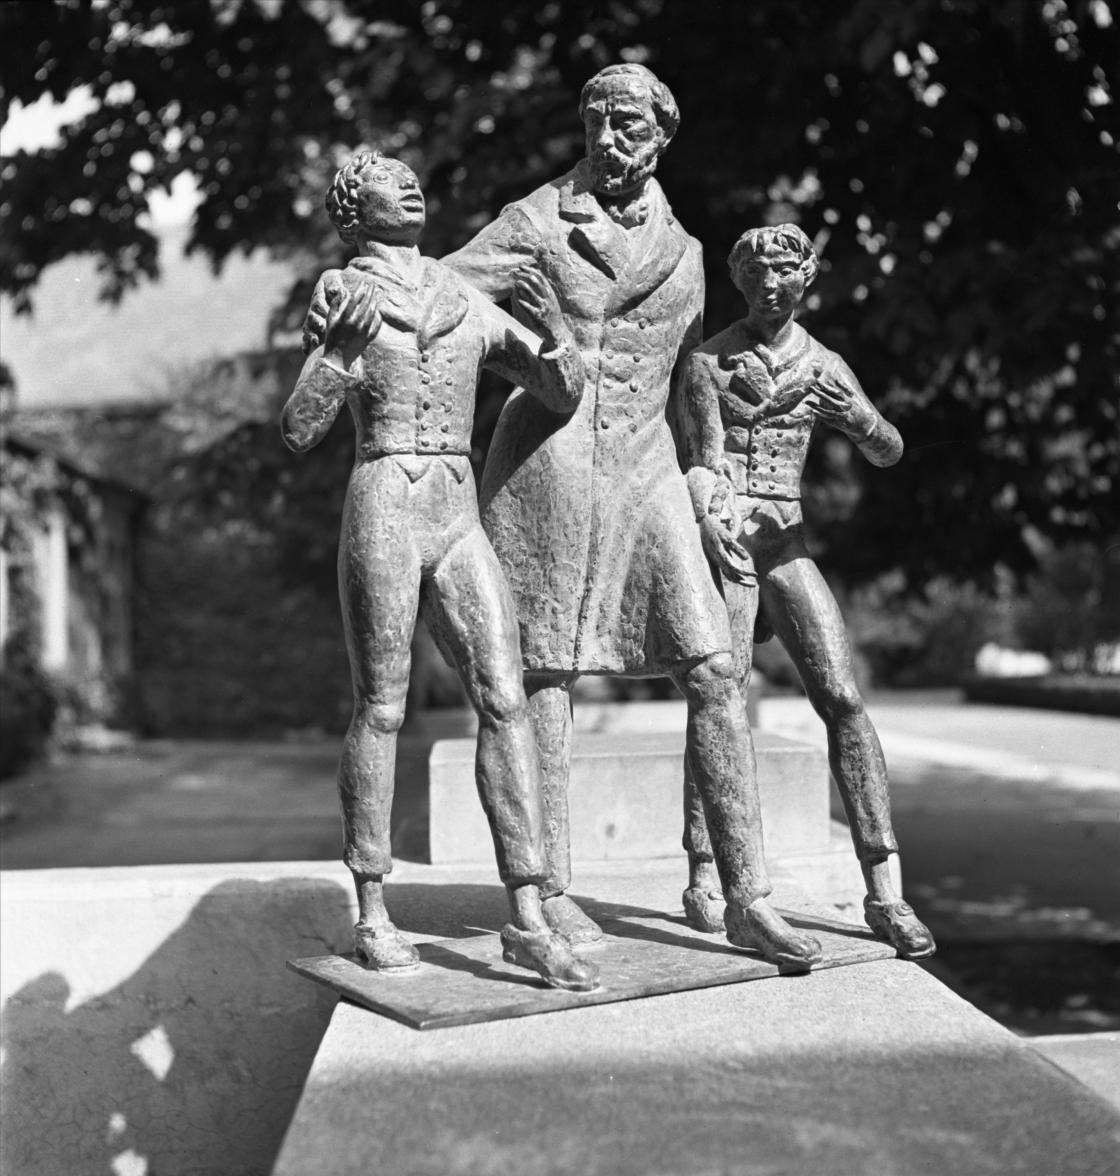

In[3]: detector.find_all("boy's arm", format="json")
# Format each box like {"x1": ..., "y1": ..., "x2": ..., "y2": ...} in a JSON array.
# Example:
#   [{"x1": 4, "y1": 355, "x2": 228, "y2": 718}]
[
  {"x1": 812, "y1": 350, "x2": 903, "y2": 467},
  {"x1": 473, "y1": 274, "x2": 584, "y2": 413},
  {"x1": 281, "y1": 277, "x2": 379, "y2": 452}
]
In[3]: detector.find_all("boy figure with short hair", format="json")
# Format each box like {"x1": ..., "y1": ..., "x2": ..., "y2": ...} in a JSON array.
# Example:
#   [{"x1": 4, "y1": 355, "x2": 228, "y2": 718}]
[
  {"x1": 682, "y1": 223, "x2": 935, "y2": 960},
  {"x1": 282, "y1": 150, "x2": 598, "y2": 991}
]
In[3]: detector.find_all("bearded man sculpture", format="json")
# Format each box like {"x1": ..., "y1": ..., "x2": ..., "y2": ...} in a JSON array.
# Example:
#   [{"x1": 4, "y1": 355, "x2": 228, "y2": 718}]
[
  {"x1": 282, "y1": 151, "x2": 599, "y2": 992},
  {"x1": 443, "y1": 64, "x2": 822, "y2": 970}
]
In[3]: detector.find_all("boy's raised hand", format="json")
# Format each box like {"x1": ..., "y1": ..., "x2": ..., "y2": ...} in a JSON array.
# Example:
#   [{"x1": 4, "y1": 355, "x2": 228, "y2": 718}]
[
  {"x1": 324, "y1": 280, "x2": 382, "y2": 371},
  {"x1": 810, "y1": 355, "x2": 875, "y2": 435}
]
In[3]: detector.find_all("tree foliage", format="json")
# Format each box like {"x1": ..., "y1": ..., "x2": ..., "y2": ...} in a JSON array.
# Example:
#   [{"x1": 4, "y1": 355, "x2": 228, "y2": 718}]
[{"x1": 2, "y1": 0, "x2": 1118, "y2": 588}]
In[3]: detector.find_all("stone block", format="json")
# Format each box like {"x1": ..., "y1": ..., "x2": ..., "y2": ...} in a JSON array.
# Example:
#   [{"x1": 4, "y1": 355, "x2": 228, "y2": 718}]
[
  {"x1": 274, "y1": 857, "x2": 1120, "y2": 1176},
  {"x1": 429, "y1": 729, "x2": 830, "y2": 864}
]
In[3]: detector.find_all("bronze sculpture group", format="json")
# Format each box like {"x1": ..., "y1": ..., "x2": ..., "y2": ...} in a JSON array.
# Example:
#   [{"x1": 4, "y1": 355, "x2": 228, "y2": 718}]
[{"x1": 283, "y1": 63, "x2": 935, "y2": 992}]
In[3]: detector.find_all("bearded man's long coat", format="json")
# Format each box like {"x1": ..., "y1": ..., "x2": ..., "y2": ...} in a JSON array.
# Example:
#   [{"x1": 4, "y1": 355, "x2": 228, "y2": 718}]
[{"x1": 445, "y1": 162, "x2": 731, "y2": 676}]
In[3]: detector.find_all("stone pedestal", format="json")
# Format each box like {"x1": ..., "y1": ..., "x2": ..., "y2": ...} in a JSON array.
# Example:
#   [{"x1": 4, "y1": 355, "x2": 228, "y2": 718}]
[
  {"x1": 428, "y1": 724, "x2": 866, "y2": 906},
  {"x1": 272, "y1": 858, "x2": 1120, "y2": 1176},
  {"x1": 430, "y1": 730, "x2": 830, "y2": 862}
]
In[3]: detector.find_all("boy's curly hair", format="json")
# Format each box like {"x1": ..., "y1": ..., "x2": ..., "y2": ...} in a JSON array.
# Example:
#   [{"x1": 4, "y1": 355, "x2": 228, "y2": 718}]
[
  {"x1": 325, "y1": 150, "x2": 383, "y2": 243},
  {"x1": 728, "y1": 223, "x2": 819, "y2": 287}
]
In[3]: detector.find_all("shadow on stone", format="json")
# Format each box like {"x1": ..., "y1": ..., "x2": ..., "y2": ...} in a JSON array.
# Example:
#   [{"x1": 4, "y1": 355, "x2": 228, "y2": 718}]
[{"x1": 1, "y1": 876, "x2": 352, "y2": 1176}]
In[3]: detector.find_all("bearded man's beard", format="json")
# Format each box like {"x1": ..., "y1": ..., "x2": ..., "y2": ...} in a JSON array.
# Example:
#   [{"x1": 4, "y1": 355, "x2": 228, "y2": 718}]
[{"x1": 588, "y1": 137, "x2": 662, "y2": 196}]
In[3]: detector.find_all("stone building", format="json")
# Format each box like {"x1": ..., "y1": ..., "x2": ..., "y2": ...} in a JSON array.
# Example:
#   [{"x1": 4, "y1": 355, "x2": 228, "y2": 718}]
[{"x1": 0, "y1": 434, "x2": 145, "y2": 724}]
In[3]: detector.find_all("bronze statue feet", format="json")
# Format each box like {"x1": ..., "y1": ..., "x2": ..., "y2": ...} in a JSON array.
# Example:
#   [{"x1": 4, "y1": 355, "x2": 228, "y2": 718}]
[
  {"x1": 354, "y1": 922, "x2": 420, "y2": 971},
  {"x1": 725, "y1": 898, "x2": 823, "y2": 971},
  {"x1": 682, "y1": 886, "x2": 726, "y2": 933},
  {"x1": 864, "y1": 898, "x2": 936, "y2": 960},
  {"x1": 542, "y1": 893, "x2": 604, "y2": 945},
  {"x1": 501, "y1": 926, "x2": 601, "y2": 992}
]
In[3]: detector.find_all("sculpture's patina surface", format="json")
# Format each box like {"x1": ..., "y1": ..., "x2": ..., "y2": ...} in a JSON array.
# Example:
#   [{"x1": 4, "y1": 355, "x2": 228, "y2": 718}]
[
  {"x1": 282, "y1": 151, "x2": 599, "y2": 991},
  {"x1": 445, "y1": 65, "x2": 822, "y2": 970},
  {"x1": 681, "y1": 223, "x2": 936, "y2": 960}
]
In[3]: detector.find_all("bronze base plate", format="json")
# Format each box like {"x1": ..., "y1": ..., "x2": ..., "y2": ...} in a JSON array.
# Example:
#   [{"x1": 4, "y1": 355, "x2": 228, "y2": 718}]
[{"x1": 288, "y1": 907, "x2": 896, "y2": 1030}]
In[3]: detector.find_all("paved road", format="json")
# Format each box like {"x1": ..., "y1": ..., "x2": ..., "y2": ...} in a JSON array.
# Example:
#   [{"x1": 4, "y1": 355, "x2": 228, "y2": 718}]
[
  {"x1": 760, "y1": 692, "x2": 1120, "y2": 930},
  {"x1": 759, "y1": 692, "x2": 1120, "y2": 1033},
  {"x1": 3, "y1": 693, "x2": 1116, "y2": 923}
]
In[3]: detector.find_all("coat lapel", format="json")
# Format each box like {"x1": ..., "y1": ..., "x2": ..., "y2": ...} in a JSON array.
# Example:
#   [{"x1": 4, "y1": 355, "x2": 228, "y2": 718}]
[
  {"x1": 556, "y1": 164, "x2": 690, "y2": 313},
  {"x1": 558, "y1": 164, "x2": 629, "y2": 280},
  {"x1": 608, "y1": 182, "x2": 688, "y2": 317},
  {"x1": 347, "y1": 254, "x2": 468, "y2": 345},
  {"x1": 416, "y1": 258, "x2": 469, "y2": 347},
  {"x1": 347, "y1": 255, "x2": 422, "y2": 331}
]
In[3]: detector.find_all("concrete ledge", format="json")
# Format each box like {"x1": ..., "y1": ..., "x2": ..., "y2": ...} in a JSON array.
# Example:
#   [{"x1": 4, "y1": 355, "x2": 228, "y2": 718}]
[
  {"x1": 1030, "y1": 1032, "x2": 1120, "y2": 1112},
  {"x1": 430, "y1": 729, "x2": 830, "y2": 863},
  {"x1": 273, "y1": 857, "x2": 1120, "y2": 1176}
]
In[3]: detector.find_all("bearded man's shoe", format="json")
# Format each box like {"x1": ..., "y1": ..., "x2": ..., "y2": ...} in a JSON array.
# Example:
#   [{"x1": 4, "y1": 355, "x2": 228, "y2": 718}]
[
  {"x1": 682, "y1": 886, "x2": 726, "y2": 933},
  {"x1": 500, "y1": 926, "x2": 601, "y2": 992},
  {"x1": 725, "y1": 898, "x2": 823, "y2": 972},
  {"x1": 541, "y1": 893, "x2": 604, "y2": 945}
]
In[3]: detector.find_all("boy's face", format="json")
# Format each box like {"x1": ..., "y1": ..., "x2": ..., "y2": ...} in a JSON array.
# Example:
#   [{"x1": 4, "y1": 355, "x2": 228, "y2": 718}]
[
  {"x1": 733, "y1": 247, "x2": 809, "y2": 319},
  {"x1": 355, "y1": 158, "x2": 426, "y2": 243}
]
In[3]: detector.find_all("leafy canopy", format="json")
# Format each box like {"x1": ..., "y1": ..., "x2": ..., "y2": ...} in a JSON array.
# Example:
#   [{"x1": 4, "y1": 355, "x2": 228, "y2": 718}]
[{"x1": 2, "y1": 0, "x2": 1118, "y2": 584}]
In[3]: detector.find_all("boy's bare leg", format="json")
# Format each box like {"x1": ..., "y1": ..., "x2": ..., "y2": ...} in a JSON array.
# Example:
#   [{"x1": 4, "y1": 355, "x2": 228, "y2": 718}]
[
  {"x1": 428, "y1": 528, "x2": 600, "y2": 988},
  {"x1": 763, "y1": 555, "x2": 935, "y2": 960}
]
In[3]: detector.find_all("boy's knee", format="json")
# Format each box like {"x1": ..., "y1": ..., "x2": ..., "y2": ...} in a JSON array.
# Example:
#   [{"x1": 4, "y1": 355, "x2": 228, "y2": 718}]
[
  {"x1": 677, "y1": 651, "x2": 737, "y2": 704},
  {"x1": 815, "y1": 680, "x2": 864, "y2": 724},
  {"x1": 353, "y1": 696, "x2": 407, "y2": 735},
  {"x1": 476, "y1": 678, "x2": 529, "y2": 726}
]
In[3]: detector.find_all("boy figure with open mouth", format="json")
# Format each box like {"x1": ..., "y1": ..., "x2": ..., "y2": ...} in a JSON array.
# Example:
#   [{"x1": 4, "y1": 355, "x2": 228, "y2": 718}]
[{"x1": 282, "y1": 150, "x2": 599, "y2": 992}]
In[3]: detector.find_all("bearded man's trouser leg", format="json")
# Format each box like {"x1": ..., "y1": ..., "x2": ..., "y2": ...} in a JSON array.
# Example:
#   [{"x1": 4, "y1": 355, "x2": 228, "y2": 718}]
[
  {"x1": 682, "y1": 579, "x2": 760, "y2": 879},
  {"x1": 522, "y1": 672, "x2": 578, "y2": 898},
  {"x1": 673, "y1": 650, "x2": 771, "y2": 907}
]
